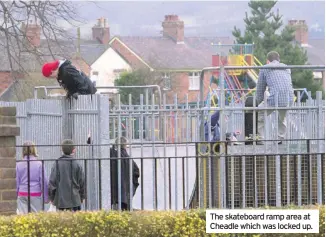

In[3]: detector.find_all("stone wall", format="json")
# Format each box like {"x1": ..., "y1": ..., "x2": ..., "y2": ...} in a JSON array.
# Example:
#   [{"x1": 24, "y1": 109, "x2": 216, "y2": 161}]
[{"x1": 0, "y1": 107, "x2": 20, "y2": 215}]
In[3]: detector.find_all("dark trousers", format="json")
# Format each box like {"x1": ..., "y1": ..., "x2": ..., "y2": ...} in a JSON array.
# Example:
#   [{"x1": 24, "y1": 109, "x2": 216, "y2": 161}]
[
  {"x1": 58, "y1": 206, "x2": 81, "y2": 212},
  {"x1": 121, "y1": 202, "x2": 129, "y2": 211},
  {"x1": 112, "y1": 202, "x2": 129, "y2": 211}
]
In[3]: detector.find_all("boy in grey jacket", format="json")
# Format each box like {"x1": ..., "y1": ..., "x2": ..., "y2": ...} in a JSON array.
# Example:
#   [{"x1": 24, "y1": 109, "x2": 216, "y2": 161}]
[{"x1": 48, "y1": 139, "x2": 85, "y2": 211}]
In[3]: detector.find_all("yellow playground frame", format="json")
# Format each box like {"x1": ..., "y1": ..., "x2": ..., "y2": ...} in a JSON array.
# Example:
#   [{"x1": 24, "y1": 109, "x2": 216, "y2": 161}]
[{"x1": 210, "y1": 43, "x2": 297, "y2": 106}]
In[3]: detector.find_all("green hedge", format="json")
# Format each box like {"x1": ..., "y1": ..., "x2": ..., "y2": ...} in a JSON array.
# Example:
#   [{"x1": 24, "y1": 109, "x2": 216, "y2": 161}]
[{"x1": 0, "y1": 205, "x2": 324, "y2": 237}]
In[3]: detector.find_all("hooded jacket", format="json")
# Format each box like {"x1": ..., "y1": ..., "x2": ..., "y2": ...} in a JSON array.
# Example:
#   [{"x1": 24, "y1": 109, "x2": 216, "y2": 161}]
[
  {"x1": 110, "y1": 147, "x2": 140, "y2": 206},
  {"x1": 48, "y1": 155, "x2": 85, "y2": 208}
]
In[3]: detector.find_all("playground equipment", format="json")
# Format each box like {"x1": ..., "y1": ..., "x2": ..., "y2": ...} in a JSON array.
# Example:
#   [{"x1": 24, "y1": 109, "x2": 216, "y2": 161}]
[
  {"x1": 208, "y1": 43, "x2": 262, "y2": 106},
  {"x1": 207, "y1": 43, "x2": 311, "y2": 106}
]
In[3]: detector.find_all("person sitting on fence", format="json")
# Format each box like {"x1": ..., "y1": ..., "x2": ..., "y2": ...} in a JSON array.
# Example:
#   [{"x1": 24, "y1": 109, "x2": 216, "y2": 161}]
[
  {"x1": 16, "y1": 141, "x2": 49, "y2": 214},
  {"x1": 42, "y1": 59, "x2": 97, "y2": 99},
  {"x1": 204, "y1": 110, "x2": 240, "y2": 151},
  {"x1": 48, "y1": 139, "x2": 85, "y2": 212},
  {"x1": 204, "y1": 95, "x2": 240, "y2": 149},
  {"x1": 204, "y1": 110, "x2": 220, "y2": 142},
  {"x1": 110, "y1": 137, "x2": 140, "y2": 211},
  {"x1": 256, "y1": 51, "x2": 294, "y2": 144}
]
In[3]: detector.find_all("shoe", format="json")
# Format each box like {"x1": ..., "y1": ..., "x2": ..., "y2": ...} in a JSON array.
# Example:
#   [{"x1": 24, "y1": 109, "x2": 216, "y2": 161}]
[
  {"x1": 255, "y1": 135, "x2": 265, "y2": 145},
  {"x1": 226, "y1": 133, "x2": 241, "y2": 145},
  {"x1": 245, "y1": 136, "x2": 254, "y2": 145}
]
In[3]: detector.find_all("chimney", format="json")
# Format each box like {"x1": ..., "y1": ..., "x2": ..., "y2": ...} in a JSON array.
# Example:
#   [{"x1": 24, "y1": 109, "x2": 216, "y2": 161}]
[
  {"x1": 92, "y1": 17, "x2": 110, "y2": 44},
  {"x1": 162, "y1": 15, "x2": 184, "y2": 44},
  {"x1": 288, "y1": 19, "x2": 308, "y2": 45},
  {"x1": 21, "y1": 19, "x2": 41, "y2": 47}
]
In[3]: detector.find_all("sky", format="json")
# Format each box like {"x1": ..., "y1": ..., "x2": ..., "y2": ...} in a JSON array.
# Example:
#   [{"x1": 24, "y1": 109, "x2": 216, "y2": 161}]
[{"x1": 63, "y1": 1, "x2": 325, "y2": 39}]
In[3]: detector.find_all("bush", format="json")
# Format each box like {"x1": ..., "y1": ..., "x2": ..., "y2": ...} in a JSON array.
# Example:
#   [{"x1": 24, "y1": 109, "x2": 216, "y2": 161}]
[{"x1": 0, "y1": 205, "x2": 324, "y2": 237}]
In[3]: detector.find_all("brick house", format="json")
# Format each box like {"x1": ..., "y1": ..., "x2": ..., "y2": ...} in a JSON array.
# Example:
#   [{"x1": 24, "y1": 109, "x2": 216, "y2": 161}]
[
  {"x1": 107, "y1": 15, "x2": 233, "y2": 103},
  {"x1": 0, "y1": 19, "x2": 108, "y2": 101},
  {"x1": 289, "y1": 20, "x2": 325, "y2": 88}
]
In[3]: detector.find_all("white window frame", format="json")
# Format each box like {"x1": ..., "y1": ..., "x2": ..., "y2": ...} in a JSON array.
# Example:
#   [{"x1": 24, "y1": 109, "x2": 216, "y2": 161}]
[
  {"x1": 313, "y1": 71, "x2": 322, "y2": 79},
  {"x1": 90, "y1": 71, "x2": 99, "y2": 84},
  {"x1": 115, "y1": 73, "x2": 121, "y2": 80},
  {"x1": 113, "y1": 69, "x2": 127, "y2": 80},
  {"x1": 162, "y1": 72, "x2": 171, "y2": 90},
  {"x1": 188, "y1": 72, "x2": 200, "y2": 90}
]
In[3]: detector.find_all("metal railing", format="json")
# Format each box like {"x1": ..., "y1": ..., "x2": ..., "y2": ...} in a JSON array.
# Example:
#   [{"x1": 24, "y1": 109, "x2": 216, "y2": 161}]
[
  {"x1": 199, "y1": 65, "x2": 325, "y2": 139},
  {"x1": 15, "y1": 140, "x2": 325, "y2": 213},
  {"x1": 34, "y1": 85, "x2": 162, "y2": 106}
]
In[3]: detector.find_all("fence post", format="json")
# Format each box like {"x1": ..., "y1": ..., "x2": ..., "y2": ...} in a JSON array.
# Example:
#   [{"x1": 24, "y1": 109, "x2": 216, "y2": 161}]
[
  {"x1": 62, "y1": 98, "x2": 72, "y2": 139},
  {"x1": 316, "y1": 91, "x2": 323, "y2": 204},
  {"x1": 145, "y1": 89, "x2": 149, "y2": 140},
  {"x1": 199, "y1": 70, "x2": 205, "y2": 209},
  {"x1": 0, "y1": 107, "x2": 20, "y2": 215},
  {"x1": 219, "y1": 65, "x2": 226, "y2": 208}
]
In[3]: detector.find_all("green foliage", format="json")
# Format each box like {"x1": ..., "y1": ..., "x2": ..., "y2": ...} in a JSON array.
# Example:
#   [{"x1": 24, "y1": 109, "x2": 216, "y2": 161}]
[
  {"x1": 0, "y1": 206, "x2": 324, "y2": 237},
  {"x1": 232, "y1": 0, "x2": 324, "y2": 97},
  {"x1": 114, "y1": 70, "x2": 157, "y2": 105}
]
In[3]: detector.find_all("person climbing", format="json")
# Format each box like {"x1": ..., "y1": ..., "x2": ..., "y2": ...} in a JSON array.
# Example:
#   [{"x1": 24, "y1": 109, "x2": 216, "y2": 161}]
[
  {"x1": 256, "y1": 51, "x2": 294, "y2": 144},
  {"x1": 41, "y1": 59, "x2": 97, "y2": 99}
]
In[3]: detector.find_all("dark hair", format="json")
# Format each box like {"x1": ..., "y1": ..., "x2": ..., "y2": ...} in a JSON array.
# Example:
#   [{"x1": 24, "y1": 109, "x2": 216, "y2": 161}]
[
  {"x1": 267, "y1": 51, "x2": 280, "y2": 62},
  {"x1": 115, "y1": 136, "x2": 128, "y2": 149},
  {"x1": 62, "y1": 139, "x2": 75, "y2": 155}
]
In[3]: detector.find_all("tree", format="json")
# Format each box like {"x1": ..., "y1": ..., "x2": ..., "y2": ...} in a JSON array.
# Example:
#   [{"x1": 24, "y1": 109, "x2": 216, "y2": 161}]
[
  {"x1": 232, "y1": 0, "x2": 323, "y2": 98},
  {"x1": 0, "y1": 1, "x2": 85, "y2": 75},
  {"x1": 114, "y1": 69, "x2": 161, "y2": 105}
]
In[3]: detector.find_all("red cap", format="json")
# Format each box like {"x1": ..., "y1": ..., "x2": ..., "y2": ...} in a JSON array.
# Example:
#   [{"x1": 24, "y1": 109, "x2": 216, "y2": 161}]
[{"x1": 42, "y1": 60, "x2": 60, "y2": 77}]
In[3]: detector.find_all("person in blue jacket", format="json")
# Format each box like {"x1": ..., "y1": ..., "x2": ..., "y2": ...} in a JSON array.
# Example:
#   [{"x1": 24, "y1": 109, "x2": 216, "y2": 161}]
[
  {"x1": 204, "y1": 109, "x2": 240, "y2": 152},
  {"x1": 204, "y1": 110, "x2": 221, "y2": 154},
  {"x1": 205, "y1": 110, "x2": 220, "y2": 142}
]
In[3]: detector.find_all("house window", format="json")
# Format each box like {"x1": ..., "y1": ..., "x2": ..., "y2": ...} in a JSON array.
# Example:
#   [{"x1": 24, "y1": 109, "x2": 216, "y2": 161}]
[
  {"x1": 113, "y1": 69, "x2": 127, "y2": 80},
  {"x1": 189, "y1": 72, "x2": 200, "y2": 90},
  {"x1": 313, "y1": 72, "x2": 322, "y2": 80},
  {"x1": 115, "y1": 73, "x2": 121, "y2": 80},
  {"x1": 90, "y1": 71, "x2": 99, "y2": 83},
  {"x1": 162, "y1": 72, "x2": 171, "y2": 90}
]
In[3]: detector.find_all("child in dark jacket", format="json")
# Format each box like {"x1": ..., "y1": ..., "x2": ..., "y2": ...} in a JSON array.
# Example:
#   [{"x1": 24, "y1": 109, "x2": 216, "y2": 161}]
[
  {"x1": 48, "y1": 139, "x2": 85, "y2": 212},
  {"x1": 110, "y1": 137, "x2": 140, "y2": 211}
]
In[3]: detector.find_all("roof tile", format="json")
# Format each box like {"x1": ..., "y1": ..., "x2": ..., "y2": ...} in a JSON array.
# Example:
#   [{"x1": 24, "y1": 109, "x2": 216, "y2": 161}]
[{"x1": 114, "y1": 36, "x2": 233, "y2": 69}]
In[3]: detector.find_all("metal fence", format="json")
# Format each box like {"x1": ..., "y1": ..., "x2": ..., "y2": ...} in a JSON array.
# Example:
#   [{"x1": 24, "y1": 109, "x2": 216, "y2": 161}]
[
  {"x1": 5, "y1": 93, "x2": 325, "y2": 212},
  {"x1": 3, "y1": 65, "x2": 326, "y2": 212},
  {"x1": 14, "y1": 140, "x2": 325, "y2": 213}
]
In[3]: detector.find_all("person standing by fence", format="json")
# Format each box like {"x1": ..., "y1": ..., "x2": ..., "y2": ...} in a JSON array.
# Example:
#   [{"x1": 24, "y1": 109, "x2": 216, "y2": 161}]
[
  {"x1": 110, "y1": 137, "x2": 140, "y2": 211},
  {"x1": 16, "y1": 141, "x2": 49, "y2": 214},
  {"x1": 48, "y1": 139, "x2": 85, "y2": 212},
  {"x1": 256, "y1": 51, "x2": 294, "y2": 144}
]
